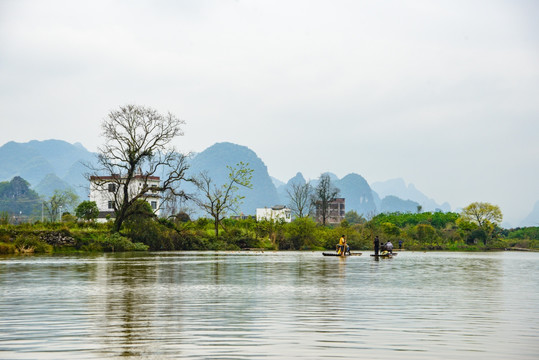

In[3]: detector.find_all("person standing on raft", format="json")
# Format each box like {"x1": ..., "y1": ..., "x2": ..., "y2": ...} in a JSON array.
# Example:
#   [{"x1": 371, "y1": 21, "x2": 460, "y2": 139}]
[
  {"x1": 337, "y1": 235, "x2": 350, "y2": 256},
  {"x1": 374, "y1": 236, "x2": 380, "y2": 256}
]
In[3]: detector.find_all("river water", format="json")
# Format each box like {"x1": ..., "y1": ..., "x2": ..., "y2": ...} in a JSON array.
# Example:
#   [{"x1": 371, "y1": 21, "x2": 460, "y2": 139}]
[{"x1": 1, "y1": 251, "x2": 538, "y2": 359}]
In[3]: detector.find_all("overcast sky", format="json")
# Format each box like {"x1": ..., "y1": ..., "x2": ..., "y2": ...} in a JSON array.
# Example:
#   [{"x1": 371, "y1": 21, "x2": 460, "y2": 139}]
[{"x1": 1, "y1": 0, "x2": 538, "y2": 225}]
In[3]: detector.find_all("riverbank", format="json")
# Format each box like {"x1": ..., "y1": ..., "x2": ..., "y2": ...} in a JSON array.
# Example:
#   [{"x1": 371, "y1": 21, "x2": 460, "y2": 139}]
[{"x1": 1, "y1": 214, "x2": 538, "y2": 255}]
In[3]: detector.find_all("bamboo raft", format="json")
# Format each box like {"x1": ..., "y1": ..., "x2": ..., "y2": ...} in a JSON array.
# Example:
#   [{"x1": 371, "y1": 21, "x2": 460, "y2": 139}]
[
  {"x1": 322, "y1": 252, "x2": 362, "y2": 257},
  {"x1": 370, "y1": 252, "x2": 397, "y2": 258}
]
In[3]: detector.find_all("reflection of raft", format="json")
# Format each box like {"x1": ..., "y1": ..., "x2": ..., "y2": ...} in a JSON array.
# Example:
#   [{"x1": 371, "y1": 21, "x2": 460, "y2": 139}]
[
  {"x1": 370, "y1": 252, "x2": 397, "y2": 258},
  {"x1": 322, "y1": 252, "x2": 362, "y2": 257}
]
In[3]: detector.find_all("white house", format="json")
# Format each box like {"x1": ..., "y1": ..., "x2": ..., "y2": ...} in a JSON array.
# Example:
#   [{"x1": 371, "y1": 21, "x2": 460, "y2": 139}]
[
  {"x1": 89, "y1": 174, "x2": 161, "y2": 220},
  {"x1": 256, "y1": 205, "x2": 292, "y2": 223}
]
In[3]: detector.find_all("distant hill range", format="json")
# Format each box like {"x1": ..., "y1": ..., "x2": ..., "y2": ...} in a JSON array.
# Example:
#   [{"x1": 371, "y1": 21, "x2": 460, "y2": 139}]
[
  {"x1": 520, "y1": 201, "x2": 539, "y2": 227},
  {"x1": 2, "y1": 139, "x2": 534, "y2": 226},
  {"x1": 371, "y1": 178, "x2": 451, "y2": 213},
  {"x1": 0, "y1": 140, "x2": 94, "y2": 203}
]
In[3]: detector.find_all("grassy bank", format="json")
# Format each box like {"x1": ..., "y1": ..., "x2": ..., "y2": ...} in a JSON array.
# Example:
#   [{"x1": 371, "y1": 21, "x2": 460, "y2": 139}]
[{"x1": 1, "y1": 213, "x2": 538, "y2": 255}]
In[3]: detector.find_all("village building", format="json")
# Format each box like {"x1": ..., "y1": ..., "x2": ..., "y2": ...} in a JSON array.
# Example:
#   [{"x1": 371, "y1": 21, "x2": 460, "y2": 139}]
[
  {"x1": 89, "y1": 174, "x2": 161, "y2": 221},
  {"x1": 256, "y1": 205, "x2": 292, "y2": 223},
  {"x1": 315, "y1": 198, "x2": 346, "y2": 224}
]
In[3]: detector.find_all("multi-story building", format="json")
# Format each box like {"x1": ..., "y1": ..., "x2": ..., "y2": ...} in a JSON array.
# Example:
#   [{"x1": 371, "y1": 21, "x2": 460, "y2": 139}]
[
  {"x1": 89, "y1": 174, "x2": 161, "y2": 220},
  {"x1": 315, "y1": 198, "x2": 345, "y2": 224}
]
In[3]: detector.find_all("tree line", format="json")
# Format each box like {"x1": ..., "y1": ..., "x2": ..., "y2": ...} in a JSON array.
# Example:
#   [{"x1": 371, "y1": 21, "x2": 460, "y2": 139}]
[
  {"x1": 1, "y1": 201, "x2": 537, "y2": 254},
  {"x1": 1, "y1": 104, "x2": 537, "y2": 253}
]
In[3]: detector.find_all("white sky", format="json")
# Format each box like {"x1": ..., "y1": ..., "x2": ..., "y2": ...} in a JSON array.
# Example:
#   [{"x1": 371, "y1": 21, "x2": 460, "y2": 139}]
[{"x1": 1, "y1": 0, "x2": 538, "y2": 225}]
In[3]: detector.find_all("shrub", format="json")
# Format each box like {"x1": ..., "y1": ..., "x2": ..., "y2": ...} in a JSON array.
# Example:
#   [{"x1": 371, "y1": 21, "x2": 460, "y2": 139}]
[
  {"x1": 126, "y1": 218, "x2": 188, "y2": 251},
  {"x1": 14, "y1": 234, "x2": 52, "y2": 254},
  {"x1": 174, "y1": 229, "x2": 208, "y2": 250},
  {"x1": 100, "y1": 233, "x2": 142, "y2": 252},
  {"x1": 222, "y1": 228, "x2": 258, "y2": 249},
  {"x1": 413, "y1": 224, "x2": 439, "y2": 244},
  {"x1": 0, "y1": 242, "x2": 16, "y2": 254},
  {"x1": 132, "y1": 242, "x2": 150, "y2": 251},
  {"x1": 284, "y1": 217, "x2": 319, "y2": 250}
]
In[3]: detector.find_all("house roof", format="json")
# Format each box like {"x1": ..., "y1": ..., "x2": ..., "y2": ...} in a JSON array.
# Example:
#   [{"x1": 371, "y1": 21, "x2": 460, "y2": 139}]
[{"x1": 90, "y1": 174, "x2": 160, "y2": 181}]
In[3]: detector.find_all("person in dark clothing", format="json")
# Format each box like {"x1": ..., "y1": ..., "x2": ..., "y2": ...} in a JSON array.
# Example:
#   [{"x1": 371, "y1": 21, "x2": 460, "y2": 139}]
[
  {"x1": 399, "y1": 239, "x2": 403, "y2": 249},
  {"x1": 374, "y1": 236, "x2": 380, "y2": 255}
]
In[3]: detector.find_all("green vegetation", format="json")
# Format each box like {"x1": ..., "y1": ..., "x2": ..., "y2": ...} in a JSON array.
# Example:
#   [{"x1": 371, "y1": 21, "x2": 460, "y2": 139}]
[
  {"x1": 0, "y1": 221, "x2": 148, "y2": 254},
  {"x1": 0, "y1": 176, "x2": 41, "y2": 218},
  {"x1": 1, "y1": 200, "x2": 538, "y2": 255},
  {"x1": 75, "y1": 201, "x2": 99, "y2": 221}
]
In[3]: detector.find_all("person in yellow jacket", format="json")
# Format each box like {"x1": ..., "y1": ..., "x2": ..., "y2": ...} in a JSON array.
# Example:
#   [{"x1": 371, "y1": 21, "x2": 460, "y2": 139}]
[{"x1": 336, "y1": 235, "x2": 350, "y2": 256}]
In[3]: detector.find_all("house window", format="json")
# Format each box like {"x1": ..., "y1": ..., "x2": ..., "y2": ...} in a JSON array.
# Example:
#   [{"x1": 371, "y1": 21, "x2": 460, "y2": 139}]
[
  {"x1": 108, "y1": 201, "x2": 114, "y2": 209},
  {"x1": 108, "y1": 183, "x2": 116, "y2": 192},
  {"x1": 151, "y1": 201, "x2": 157, "y2": 210}
]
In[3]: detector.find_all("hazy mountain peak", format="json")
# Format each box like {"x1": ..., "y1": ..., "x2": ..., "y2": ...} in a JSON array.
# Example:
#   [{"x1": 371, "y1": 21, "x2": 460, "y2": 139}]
[
  {"x1": 341, "y1": 173, "x2": 369, "y2": 184},
  {"x1": 73, "y1": 142, "x2": 87, "y2": 151},
  {"x1": 286, "y1": 172, "x2": 306, "y2": 186},
  {"x1": 319, "y1": 172, "x2": 339, "y2": 181}
]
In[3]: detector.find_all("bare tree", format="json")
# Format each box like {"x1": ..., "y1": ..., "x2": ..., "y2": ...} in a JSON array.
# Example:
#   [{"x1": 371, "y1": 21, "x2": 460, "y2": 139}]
[
  {"x1": 312, "y1": 173, "x2": 340, "y2": 225},
  {"x1": 192, "y1": 162, "x2": 253, "y2": 237},
  {"x1": 87, "y1": 104, "x2": 190, "y2": 232},
  {"x1": 286, "y1": 182, "x2": 313, "y2": 219}
]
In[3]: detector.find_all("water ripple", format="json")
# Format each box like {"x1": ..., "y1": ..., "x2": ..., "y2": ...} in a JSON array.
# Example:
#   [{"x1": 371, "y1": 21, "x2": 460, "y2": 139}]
[{"x1": 1, "y1": 251, "x2": 539, "y2": 359}]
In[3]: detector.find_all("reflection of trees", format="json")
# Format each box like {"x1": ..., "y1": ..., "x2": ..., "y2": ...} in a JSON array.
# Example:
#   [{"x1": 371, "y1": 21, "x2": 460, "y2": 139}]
[
  {"x1": 89, "y1": 253, "x2": 187, "y2": 358},
  {"x1": 83, "y1": 252, "x2": 504, "y2": 357},
  {"x1": 289, "y1": 255, "x2": 349, "y2": 332}
]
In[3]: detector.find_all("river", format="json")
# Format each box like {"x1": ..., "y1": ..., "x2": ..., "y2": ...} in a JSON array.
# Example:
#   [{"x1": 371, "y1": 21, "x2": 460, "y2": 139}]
[{"x1": 1, "y1": 251, "x2": 538, "y2": 359}]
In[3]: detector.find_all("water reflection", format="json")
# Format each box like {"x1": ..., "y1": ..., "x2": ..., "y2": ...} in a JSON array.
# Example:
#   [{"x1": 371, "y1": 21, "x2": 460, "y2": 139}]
[{"x1": 0, "y1": 251, "x2": 538, "y2": 359}]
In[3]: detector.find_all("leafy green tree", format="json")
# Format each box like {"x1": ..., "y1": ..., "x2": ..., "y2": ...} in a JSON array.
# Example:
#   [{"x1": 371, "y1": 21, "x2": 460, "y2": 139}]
[
  {"x1": 345, "y1": 210, "x2": 366, "y2": 225},
  {"x1": 283, "y1": 217, "x2": 318, "y2": 250},
  {"x1": 381, "y1": 222, "x2": 401, "y2": 237},
  {"x1": 75, "y1": 201, "x2": 99, "y2": 221},
  {"x1": 413, "y1": 224, "x2": 438, "y2": 244},
  {"x1": 192, "y1": 162, "x2": 253, "y2": 238},
  {"x1": 460, "y1": 202, "x2": 503, "y2": 244}
]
